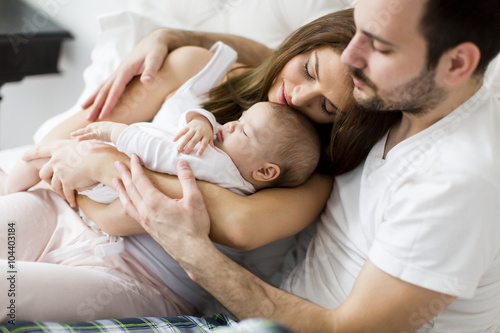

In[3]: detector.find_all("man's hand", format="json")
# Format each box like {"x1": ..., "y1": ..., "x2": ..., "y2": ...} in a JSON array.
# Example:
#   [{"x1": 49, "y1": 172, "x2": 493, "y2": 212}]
[
  {"x1": 114, "y1": 155, "x2": 211, "y2": 260},
  {"x1": 83, "y1": 29, "x2": 170, "y2": 121}
]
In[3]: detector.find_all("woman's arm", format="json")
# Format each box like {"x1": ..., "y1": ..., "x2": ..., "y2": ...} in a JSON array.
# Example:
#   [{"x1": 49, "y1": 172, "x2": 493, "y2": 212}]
[
  {"x1": 33, "y1": 47, "x2": 225, "y2": 231},
  {"x1": 77, "y1": 195, "x2": 146, "y2": 236},
  {"x1": 26, "y1": 141, "x2": 331, "y2": 250},
  {"x1": 84, "y1": 28, "x2": 273, "y2": 120},
  {"x1": 91, "y1": 146, "x2": 333, "y2": 250}
]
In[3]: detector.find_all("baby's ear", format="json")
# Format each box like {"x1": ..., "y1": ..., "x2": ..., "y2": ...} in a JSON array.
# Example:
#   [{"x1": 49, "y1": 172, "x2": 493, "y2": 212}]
[{"x1": 253, "y1": 163, "x2": 280, "y2": 182}]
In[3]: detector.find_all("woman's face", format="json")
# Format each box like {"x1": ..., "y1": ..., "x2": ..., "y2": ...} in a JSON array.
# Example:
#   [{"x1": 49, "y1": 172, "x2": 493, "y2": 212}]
[{"x1": 268, "y1": 46, "x2": 352, "y2": 124}]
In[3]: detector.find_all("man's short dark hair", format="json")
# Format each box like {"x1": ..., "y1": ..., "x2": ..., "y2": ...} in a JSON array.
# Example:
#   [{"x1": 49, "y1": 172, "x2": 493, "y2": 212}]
[{"x1": 419, "y1": 0, "x2": 500, "y2": 75}]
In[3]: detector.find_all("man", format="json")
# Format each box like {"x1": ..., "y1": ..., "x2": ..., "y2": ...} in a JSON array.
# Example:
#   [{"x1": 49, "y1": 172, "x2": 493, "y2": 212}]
[
  {"x1": 111, "y1": 0, "x2": 500, "y2": 332},
  {"x1": 12, "y1": 0, "x2": 499, "y2": 332}
]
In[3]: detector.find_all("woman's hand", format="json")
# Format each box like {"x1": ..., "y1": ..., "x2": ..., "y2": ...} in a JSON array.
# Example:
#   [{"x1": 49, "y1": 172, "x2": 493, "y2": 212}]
[
  {"x1": 83, "y1": 29, "x2": 171, "y2": 121},
  {"x1": 23, "y1": 140, "x2": 106, "y2": 207},
  {"x1": 114, "y1": 154, "x2": 211, "y2": 259}
]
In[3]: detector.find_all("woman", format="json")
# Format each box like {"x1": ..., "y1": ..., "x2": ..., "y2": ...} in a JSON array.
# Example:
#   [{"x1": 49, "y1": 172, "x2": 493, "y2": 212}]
[{"x1": 1, "y1": 9, "x2": 400, "y2": 322}]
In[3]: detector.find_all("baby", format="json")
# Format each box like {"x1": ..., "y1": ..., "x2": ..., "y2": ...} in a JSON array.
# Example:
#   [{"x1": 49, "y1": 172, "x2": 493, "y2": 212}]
[{"x1": 4, "y1": 101, "x2": 320, "y2": 201}]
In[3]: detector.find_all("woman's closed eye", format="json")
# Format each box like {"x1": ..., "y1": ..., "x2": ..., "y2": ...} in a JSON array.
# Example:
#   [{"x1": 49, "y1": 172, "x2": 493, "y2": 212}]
[
  {"x1": 321, "y1": 100, "x2": 335, "y2": 116},
  {"x1": 303, "y1": 62, "x2": 314, "y2": 80}
]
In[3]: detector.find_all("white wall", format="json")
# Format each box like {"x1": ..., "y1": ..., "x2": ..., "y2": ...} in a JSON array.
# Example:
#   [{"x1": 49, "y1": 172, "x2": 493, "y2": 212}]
[{"x1": 0, "y1": 0, "x2": 127, "y2": 149}]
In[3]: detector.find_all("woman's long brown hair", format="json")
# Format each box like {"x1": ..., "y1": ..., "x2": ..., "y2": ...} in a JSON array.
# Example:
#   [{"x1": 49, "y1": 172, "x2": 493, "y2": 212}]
[{"x1": 203, "y1": 9, "x2": 401, "y2": 176}]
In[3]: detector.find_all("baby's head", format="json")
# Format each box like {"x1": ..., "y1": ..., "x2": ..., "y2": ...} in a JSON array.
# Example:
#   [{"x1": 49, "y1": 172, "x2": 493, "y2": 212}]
[{"x1": 214, "y1": 102, "x2": 320, "y2": 189}]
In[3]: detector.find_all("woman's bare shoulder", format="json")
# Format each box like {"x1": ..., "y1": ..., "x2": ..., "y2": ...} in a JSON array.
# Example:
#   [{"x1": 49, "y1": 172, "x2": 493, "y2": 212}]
[{"x1": 168, "y1": 46, "x2": 215, "y2": 70}]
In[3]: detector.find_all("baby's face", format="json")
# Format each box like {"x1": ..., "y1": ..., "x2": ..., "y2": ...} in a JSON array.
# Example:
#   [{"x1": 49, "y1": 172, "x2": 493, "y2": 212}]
[{"x1": 214, "y1": 102, "x2": 277, "y2": 180}]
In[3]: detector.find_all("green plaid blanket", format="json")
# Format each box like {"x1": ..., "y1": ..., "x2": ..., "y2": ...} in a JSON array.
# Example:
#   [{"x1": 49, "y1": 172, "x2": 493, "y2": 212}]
[{"x1": 0, "y1": 314, "x2": 292, "y2": 333}]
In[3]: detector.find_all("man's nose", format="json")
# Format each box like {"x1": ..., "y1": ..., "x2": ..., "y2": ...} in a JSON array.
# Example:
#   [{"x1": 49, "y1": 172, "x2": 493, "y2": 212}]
[{"x1": 341, "y1": 33, "x2": 368, "y2": 69}]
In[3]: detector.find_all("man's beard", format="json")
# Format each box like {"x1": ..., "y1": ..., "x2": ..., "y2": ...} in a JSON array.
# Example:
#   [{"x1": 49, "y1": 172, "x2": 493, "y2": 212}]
[{"x1": 350, "y1": 66, "x2": 447, "y2": 115}]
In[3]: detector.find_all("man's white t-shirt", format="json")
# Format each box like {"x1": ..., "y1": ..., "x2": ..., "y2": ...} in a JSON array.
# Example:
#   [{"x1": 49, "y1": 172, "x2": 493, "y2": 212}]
[{"x1": 283, "y1": 85, "x2": 500, "y2": 332}]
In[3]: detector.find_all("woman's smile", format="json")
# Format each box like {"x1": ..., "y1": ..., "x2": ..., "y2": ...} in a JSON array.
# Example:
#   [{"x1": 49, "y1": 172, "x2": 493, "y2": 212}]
[{"x1": 278, "y1": 83, "x2": 292, "y2": 107}]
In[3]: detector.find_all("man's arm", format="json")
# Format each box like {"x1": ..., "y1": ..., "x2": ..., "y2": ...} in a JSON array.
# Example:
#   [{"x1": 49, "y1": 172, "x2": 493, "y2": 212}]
[
  {"x1": 115, "y1": 157, "x2": 455, "y2": 333},
  {"x1": 160, "y1": 28, "x2": 274, "y2": 67},
  {"x1": 183, "y1": 249, "x2": 455, "y2": 332},
  {"x1": 85, "y1": 28, "x2": 274, "y2": 120}
]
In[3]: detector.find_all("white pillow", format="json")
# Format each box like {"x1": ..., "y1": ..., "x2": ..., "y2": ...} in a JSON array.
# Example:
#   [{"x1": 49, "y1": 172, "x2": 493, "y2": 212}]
[{"x1": 127, "y1": 0, "x2": 356, "y2": 48}]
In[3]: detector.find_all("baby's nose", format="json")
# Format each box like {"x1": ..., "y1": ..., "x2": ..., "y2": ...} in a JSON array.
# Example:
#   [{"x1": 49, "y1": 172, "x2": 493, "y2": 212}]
[{"x1": 226, "y1": 122, "x2": 236, "y2": 133}]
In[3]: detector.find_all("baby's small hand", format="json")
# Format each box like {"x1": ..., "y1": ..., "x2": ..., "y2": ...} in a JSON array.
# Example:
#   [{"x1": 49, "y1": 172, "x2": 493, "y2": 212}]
[
  {"x1": 174, "y1": 115, "x2": 214, "y2": 156},
  {"x1": 71, "y1": 121, "x2": 122, "y2": 143}
]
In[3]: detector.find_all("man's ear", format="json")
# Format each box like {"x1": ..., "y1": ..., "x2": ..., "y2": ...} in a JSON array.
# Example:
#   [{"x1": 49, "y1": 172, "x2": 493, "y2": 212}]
[
  {"x1": 440, "y1": 42, "x2": 481, "y2": 86},
  {"x1": 252, "y1": 163, "x2": 280, "y2": 182}
]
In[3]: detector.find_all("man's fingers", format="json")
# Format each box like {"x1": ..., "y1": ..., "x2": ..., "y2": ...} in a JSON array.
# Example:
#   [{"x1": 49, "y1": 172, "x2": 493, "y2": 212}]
[
  {"x1": 141, "y1": 51, "x2": 166, "y2": 84},
  {"x1": 176, "y1": 160, "x2": 203, "y2": 205},
  {"x1": 100, "y1": 71, "x2": 133, "y2": 120},
  {"x1": 82, "y1": 89, "x2": 99, "y2": 110},
  {"x1": 86, "y1": 80, "x2": 113, "y2": 121},
  {"x1": 114, "y1": 160, "x2": 142, "y2": 202},
  {"x1": 129, "y1": 154, "x2": 165, "y2": 200},
  {"x1": 114, "y1": 177, "x2": 142, "y2": 222}
]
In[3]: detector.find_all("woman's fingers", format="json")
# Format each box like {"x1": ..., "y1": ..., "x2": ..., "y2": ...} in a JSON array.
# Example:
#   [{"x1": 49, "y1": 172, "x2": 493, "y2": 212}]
[
  {"x1": 62, "y1": 182, "x2": 77, "y2": 208},
  {"x1": 50, "y1": 174, "x2": 64, "y2": 200},
  {"x1": 23, "y1": 143, "x2": 57, "y2": 161},
  {"x1": 38, "y1": 160, "x2": 54, "y2": 184}
]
